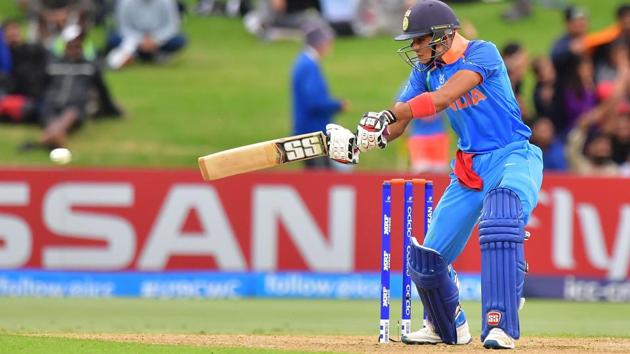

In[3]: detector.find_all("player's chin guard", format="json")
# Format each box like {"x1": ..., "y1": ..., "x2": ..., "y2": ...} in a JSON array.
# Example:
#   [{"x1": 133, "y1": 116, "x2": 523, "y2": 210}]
[
  {"x1": 478, "y1": 188, "x2": 527, "y2": 342},
  {"x1": 395, "y1": 0, "x2": 460, "y2": 71},
  {"x1": 407, "y1": 241, "x2": 465, "y2": 345}
]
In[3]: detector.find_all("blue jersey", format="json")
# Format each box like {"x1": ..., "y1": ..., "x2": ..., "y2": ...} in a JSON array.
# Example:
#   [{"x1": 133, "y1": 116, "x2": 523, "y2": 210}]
[{"x1": 398, "y1": 40, "x2": 531, "y2": 153}]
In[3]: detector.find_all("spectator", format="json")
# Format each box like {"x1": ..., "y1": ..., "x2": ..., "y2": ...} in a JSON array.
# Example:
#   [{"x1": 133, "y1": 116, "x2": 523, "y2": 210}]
[
  {"x1": 195, "y1": 0, "x2": 251, "y2": 17},
  {"x1": 529, "y1": 117, "x2": 567, "y2": 171},
  {"x1": 565, "y1": 69, "x2": 628, "y2": 175},
  {"x1": 407, "y1": 114, "x2": 450, "y2": 174},
  {"x1": 582, "y1": 4, "x2": 630, "y2": 68},
  {"x1": 0, "y1": 26, "x2": 13, "y2": 120},
  {"x1": 52, "y1": 25, "x2": 122, "y2": 118},
  {"x1": 566, "y1": 112, "x2": 618, "y2": 175},
  {"x1": 531, "y1": 56, "x2": 556, "y2": 121},
  {"x1": 502, "y1": 0, "x2": 532, "y2": 23},
  {"x1": 244, "y1": 0, "x2": 322, "y2": 41},
  {"x1": 20, "y1": 27, "x2": 98, "y2": 151},
  {"x1": 0, "y1": 27, "x2": 10, "y2": 75},
  {"x1": 291, "y1": 22, "x2": 346, "y2": 169},
  {"x1": 23, "y1": 0, "x2": 95, "y2": 47},
  {"x1": 1, "y1": 19, "x2": 47, "y2": 123},
  {"x1": 502, "y1": 42, "x2": 530, "y2": 122},
  {"x1": 594, "y1": 38, "x2": 629, "y2": 103},
  {"x1": 550, "y1": 5, "x2": 589, "y2": 136},
  {"x1": 609, "y1": 111, "x2": 630, "y2": 165},
  {"x1": 562, "y1": 55, "x2": 598, "y2": 134},
  {"x1": 106, "y1": 0, "x2": 187, "y2": 70}
]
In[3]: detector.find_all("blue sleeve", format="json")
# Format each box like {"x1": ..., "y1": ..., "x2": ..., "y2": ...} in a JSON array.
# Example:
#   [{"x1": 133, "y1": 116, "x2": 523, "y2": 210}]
[
  {"x1": 398, "y1": 69, "x2": 426, "y2": 102},
  {"x1": 460, "y1": 41, "x2": 503, "y2": 83},
  {"x1": 304, "y1": 63, "x2": 342, "y2": 115}
]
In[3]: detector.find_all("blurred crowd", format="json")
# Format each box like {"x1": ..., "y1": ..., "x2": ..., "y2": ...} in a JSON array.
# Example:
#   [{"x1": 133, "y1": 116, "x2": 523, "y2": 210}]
[
  {"x1": 1, "y1": 0, "x2": 629, "y2": 177},
  {"x1": 515, "y1": 4, "x2": 630, "y2": 177},
  {"x1": 0, "y1": 0, "x2": 188, "y2": 151}
]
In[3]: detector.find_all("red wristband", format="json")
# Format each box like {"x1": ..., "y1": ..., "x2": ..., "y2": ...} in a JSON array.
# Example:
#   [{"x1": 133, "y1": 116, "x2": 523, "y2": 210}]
[{"x1": 408, "y1": 93, "x2": 437, "y2": 119}]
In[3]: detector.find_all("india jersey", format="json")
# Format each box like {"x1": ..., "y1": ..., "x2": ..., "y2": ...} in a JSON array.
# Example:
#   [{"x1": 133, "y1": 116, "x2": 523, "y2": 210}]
[{"x1": 398, "y1": 40, "x2": 531, "y2": 153}]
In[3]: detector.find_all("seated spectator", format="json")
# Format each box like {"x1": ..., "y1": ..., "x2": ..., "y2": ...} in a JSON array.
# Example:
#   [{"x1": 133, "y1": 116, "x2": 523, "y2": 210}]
[
  {"x1": 53, "y1": 25, "x2": 122, "y2": 118},
  {"x1": 531, "y1": 56, "x2": 556, "y2": 121},
  {"x1": 0, "y1": 26, "x2": 13, "y2": 120},
  {"x1": 562, "y1": 55, "x2": 598, "y2": 134},
  {"x1": 0, "y1": 27, "x2": 10, "y2": 75},
  {"x1": 551, "y1": 5, "x2": 588, "y2": 136},
  {"x1": 106, "y1": 0, "x2": 187, "y2": 70},
  {"x1": 0, "y1": 20, "x2": 47, "y2": 124},
  {"x1": 195, "y1": 0, "x2": 251, "y2": 17},
  {"x1": 529, "y1": 117, "x2": 567, "y2": 171},
  {"x1": 23, "y1": 0, "x2": 95, "y2": 48},
  {"x1": 20, "y1": 27, "x2": 98, "y2": 151},
  {"x1": 566, "y1": 114, "x2": 618, "y2": 175},
  {"x1": 244, "y1": 0, "x2": 322, "y2": 41},
  {"x1": 609, "y1": 111, "x2": 630, "y2": 165}
]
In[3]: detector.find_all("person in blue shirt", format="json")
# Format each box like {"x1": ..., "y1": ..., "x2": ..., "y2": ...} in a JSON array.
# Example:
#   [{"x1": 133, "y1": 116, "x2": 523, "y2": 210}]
[
  {"x1": 407, "y1": 113, "x2": 450, "y2": 173},
  {"x1": 292, "y1": 21, "x2": 346, "y2": 169},
  {"x1": 530, "y1": 117, "x2": 567, "y2": 171},
  {"x1": 326, "y1": 0, "x2": 543, "y2": 349},
  {"x1": 0, "y1": 28, "x2": 10, "y2": 75}
]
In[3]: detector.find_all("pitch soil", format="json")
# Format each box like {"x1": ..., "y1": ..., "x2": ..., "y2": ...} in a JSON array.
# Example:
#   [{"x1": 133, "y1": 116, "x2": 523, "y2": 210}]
[{"x1": 39, "y1": 333, "x2": 630, "y2": 353}]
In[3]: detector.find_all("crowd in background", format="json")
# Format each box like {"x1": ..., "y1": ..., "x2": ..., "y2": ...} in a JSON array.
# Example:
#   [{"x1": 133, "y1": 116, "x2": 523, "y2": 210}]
[
  {"x1": 523, "y1": 4, "x2": 630, "y2": 177},
  {"x1": 1, "y1": 0, "x2": 629, "y2": 176},
  {"x1": 0, "y1": 0, "x2": 187, "y2": 151}
]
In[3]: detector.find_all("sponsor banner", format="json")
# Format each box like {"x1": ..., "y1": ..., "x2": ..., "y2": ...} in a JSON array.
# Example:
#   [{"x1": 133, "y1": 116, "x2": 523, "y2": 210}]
[
  {"x1": 526, "y1": 276, "x2": 630, "y2": 302},
  {"x1": 0, "y1": 169, "x2": 629, "y2": 280},
  {"x1": 0, "y1": 270, "x2": 482, "y2": 300}
]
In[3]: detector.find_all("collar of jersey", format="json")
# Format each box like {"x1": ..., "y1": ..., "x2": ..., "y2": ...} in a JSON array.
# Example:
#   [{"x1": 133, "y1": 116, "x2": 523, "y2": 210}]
[{"x1": 441, "y1": 32, "x2": 469, "y2": 65}]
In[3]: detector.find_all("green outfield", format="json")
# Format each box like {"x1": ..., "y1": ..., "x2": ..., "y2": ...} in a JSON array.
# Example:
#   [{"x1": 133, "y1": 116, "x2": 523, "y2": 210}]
[
  {"x1": 0, "y1": 0, "x2": 627, "y2": 169},
  {"x1": 0, "y1": 297, "x2": 629, "y2": 353}
]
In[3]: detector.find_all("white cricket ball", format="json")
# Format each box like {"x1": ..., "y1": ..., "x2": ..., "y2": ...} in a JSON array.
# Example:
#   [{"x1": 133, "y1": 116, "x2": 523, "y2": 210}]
[{"x1": 49, "y1": 148, "x2": 72, "y2": 165}]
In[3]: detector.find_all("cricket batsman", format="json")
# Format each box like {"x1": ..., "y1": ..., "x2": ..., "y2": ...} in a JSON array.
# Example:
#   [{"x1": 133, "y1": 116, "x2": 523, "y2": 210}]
[{"x1": 326, "y1": 0, "x2": 543, "y2": 349}]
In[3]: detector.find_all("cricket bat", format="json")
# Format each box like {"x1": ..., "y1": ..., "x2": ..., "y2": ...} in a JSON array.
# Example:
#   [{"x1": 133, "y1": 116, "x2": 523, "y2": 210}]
[{"x1": 198, "y1": 131, "x2": 328, "y2": 181}]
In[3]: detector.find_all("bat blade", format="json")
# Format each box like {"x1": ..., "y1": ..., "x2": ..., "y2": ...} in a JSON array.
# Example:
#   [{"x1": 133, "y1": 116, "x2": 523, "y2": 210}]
[{"x1": 198, "y1": 131, "x2": 328, "y2": 181}]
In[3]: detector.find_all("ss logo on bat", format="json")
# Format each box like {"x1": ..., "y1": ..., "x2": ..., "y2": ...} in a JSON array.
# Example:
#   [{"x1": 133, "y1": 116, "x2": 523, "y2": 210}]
[{"x1": 283, "y1": 136, "x2": 323, "y2": 161}]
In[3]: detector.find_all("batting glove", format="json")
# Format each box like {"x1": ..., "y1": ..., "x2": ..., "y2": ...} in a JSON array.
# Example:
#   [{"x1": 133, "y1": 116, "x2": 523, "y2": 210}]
[
  {"x1": 356, "y1": 110, "x2": 397, "y2": 152},
  {"x1": 326, "y1": 124, "x2": 360, "y2": 164}
]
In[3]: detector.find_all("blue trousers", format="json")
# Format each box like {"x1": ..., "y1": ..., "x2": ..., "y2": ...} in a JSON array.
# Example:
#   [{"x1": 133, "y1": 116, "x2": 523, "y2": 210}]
[{"x1": 423, "y1": 140, "x2": 543, "y2": 264}]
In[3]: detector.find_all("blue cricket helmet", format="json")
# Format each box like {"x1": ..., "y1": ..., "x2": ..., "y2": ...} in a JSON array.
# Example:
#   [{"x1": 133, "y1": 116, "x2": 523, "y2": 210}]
[
  {"x1": 395, "y1": 0, "x2": 460, "y2": 41},
  {"x1": 395, "y1": 0, "x2": 461, "y2": 71}
]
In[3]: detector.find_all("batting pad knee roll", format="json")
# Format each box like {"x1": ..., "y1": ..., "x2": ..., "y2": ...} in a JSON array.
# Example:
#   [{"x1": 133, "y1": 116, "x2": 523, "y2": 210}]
[
  {"x1": 478, "y1": 188, "x2": 526, "y2": 341},
  {"x1": 408, "y1": 244, "x2": 460, "y2": 344}
]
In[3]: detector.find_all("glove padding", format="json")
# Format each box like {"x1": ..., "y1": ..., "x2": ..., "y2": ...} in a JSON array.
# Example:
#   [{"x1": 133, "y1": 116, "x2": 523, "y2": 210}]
[
  {"x1": 326, "y1": 124, "x2": 360, "y2": 164},
  {"x1": 356, "y1": 110, "x2": 397, "y2": 152}
]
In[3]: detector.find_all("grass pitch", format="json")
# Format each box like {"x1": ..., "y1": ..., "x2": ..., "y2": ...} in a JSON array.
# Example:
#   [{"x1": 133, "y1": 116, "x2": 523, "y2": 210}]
[{"x1": 0, "y1": 298, "x2": 629, "y2": 353}]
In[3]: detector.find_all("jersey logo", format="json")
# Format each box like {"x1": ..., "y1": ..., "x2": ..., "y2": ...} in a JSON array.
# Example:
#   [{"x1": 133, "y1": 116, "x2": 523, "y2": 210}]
[{"x1": 448, "y1": 88, "x2": 487, "y2": 111}]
